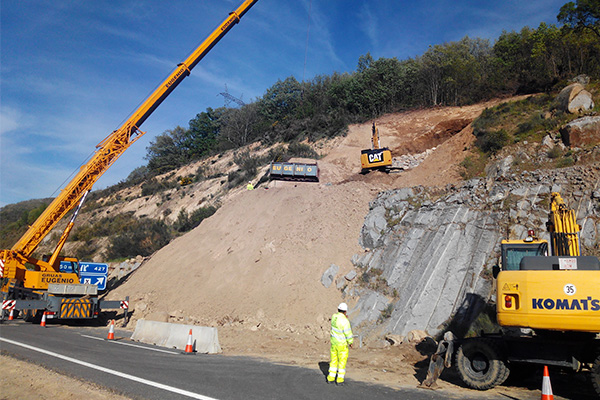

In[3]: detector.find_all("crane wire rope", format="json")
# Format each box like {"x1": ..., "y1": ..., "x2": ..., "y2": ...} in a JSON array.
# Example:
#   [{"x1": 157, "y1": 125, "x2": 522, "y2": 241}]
[{"x1": 302, "y1": 0, "x2": 313, "y2": 84}]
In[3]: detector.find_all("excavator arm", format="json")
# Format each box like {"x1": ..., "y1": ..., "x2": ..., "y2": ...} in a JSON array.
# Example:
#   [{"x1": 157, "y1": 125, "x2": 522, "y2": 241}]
[
  {"x1": 547, "y1": 192, "x2": 581, "y2": 256},
  {"x1": 1, "y1": 0, "x2": 259, "y2": 284}
]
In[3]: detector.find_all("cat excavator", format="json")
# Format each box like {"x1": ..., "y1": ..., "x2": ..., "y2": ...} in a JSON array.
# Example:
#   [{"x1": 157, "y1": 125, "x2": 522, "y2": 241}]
[
  {"x1": 453, "y1": 192, "x2": 600, "y2": 395},
  {"x1": 0, "y1": 0, "x2": 259, "y2": 323},
  {"x1": 360, "y1": 123, "x2": 393, "y2": 172}
]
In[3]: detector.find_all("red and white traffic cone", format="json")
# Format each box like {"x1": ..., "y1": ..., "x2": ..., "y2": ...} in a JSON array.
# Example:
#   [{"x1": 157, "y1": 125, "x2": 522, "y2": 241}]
[
  {"x1": 8, "y1": 309, "x2": 14, "y2": 321},
  {"x1": 40, "y1": 312, "x2": 47, "y2": 327},
  {"x1": 184, "y1": 329, "x2": 194, "y2": 354},
  {"x1": 541, "y1": 365, "x2": 553, "y2": 400},
  {"x1": 107, "y1": 319, "x2": 115, "y2": 340}
]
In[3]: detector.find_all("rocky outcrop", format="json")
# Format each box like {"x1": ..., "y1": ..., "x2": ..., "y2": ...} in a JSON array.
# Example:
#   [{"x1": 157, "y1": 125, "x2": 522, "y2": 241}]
[
  {"x1": 555, "y1": 83, "x2": 594, "y2": 114},
  {"x1": 560, "y1": 116, "x2": 600, "y2": 147},
  {"x1": 349, "y1": 165, "x2": 600, "y2": 339}
]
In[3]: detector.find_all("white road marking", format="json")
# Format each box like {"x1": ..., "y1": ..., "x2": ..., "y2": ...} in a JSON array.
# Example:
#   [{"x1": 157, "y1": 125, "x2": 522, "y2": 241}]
[
  {"x1": 0, "y1": 337, "x2": 218, "y2": 400},
  {"x1": 80, "y1": 334, "x2": 179, "y2": 354}
]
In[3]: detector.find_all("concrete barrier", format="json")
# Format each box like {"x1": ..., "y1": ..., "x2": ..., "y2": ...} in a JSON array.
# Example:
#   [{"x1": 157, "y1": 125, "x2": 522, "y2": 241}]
[{"x1": 131, "y1": 319, "x2": 221, "y2": 354}]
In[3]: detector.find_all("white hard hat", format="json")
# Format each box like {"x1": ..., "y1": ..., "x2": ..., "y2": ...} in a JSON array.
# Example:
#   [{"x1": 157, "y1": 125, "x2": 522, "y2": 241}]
[{"x1": 338, "y1": 302, "x2": 348, "y2": 312}]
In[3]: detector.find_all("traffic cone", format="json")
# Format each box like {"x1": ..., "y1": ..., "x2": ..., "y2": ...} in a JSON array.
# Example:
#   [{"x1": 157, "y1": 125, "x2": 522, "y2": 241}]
[
  {"x1": 8, "y1": 309, "x2": 14, "y2": 321},
  {"x1": 40, "y1": 312, "x2": 47, "y2": 327},
  {"x1": 184, "y1": 329, "x2": 194, "y2": 354},
  {"x1": 107, "y1": 319, "x2": 115, "y2": 340},
  {"x1": 541, "y1": 365, "x2": 553, "y2": 400}
]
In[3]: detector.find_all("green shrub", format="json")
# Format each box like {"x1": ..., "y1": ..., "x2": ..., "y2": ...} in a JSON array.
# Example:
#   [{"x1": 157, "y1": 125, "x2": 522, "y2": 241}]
[
  {"x1": 378, "y1": 304, "x2": 394, "y2": 323},
  {"x1": 141, "y1": 178, "x2": 176, "y2": 197},
  {"x1": 475, "y1": 129, "x2": 510, "y2": 153},
  {"x1": 556, "y1": 156, "x2": 575, "y2": 168},
  {"x1": 74, "y1": 241, "x2": 98, "y2": 260},
  {"x1": 460, "y1": 152, "x2": 487, "y2": 179},
  {"x1": 286, "y1": 142, "x2": 319, "y2": 159},
  {"x1": 547, "y1": 146, "x2": 562, "y2": 159},
  {"x1": 173, "y1": 206, "x2": 217, "y2": 232},
  {"x1": 107, "y1": 218, "x2": 171, "y2": 259}
]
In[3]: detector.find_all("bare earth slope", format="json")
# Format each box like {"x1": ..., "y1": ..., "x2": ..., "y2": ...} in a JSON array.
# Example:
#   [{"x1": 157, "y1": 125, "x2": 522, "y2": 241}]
[{"x1": 110, "y1": 101, "x2": 507, "y2": 330}]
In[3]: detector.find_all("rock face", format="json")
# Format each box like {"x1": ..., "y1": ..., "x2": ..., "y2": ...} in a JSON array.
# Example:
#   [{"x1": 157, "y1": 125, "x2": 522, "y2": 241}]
[
  {"x1": 556, "y1": 83, "x2": 594, "y2": 114},
  {"x1": 560, "y1": 116, "x2": 600, "y2": 147},
  {"x1": 350, "y1": 165, "x2": 600, "y2": 339}
]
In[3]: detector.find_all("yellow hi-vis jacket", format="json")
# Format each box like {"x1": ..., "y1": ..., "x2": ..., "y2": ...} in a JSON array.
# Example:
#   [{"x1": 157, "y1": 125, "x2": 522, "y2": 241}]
[{"x1": 331, "y1": 312, "x2": 353, "y2": 346}]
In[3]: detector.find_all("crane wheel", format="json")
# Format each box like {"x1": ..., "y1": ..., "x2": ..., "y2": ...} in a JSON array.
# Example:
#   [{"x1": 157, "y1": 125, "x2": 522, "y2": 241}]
[
  {"x1": 455, "y1": 338, "x2": 509, "y2": 390},
  {"x1": 23, "y1": 309, "x2": 42, "y2": 323},
  {"x1": 592, "y1": 354, "x2": 600, "y2": 397}
]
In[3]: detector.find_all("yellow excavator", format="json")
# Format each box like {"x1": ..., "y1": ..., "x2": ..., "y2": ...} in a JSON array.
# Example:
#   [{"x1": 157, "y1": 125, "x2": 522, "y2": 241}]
[
  {"x1": 0, "y1": 0, "x2": 258, "y2": 323},
  {"x1": 360, "y1": 123, "x2": 393, "y2": 172},
  {"x1": 455, "y1": 192, "x2": 600, "y2": 395}
]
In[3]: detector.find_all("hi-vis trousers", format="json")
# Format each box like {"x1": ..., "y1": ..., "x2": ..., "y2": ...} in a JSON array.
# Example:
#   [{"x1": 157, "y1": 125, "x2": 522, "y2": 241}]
[{"x1": 327, "y1": 343, "x2": 349, "y2": 383}]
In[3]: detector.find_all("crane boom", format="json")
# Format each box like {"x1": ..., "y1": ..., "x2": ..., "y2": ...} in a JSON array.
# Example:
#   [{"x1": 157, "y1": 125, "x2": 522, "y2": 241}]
[{"x1": 1, "y1": 0, "x2": 258, "y2": 281}]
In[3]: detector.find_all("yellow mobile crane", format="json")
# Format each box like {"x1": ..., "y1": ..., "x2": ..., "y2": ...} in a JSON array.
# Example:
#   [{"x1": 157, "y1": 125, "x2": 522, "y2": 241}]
[
  {"x1": 0, "y1": 0, "x2": 259, "y2": 323},
  {"x1": 454, "y1": 192, "x2": 600, "y2": 395}
]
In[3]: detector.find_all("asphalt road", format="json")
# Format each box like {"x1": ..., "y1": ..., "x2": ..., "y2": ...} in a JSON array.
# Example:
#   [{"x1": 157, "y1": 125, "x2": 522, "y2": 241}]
[{"x1": 0, "y1": 321, "x2": 504, "y2": 400}]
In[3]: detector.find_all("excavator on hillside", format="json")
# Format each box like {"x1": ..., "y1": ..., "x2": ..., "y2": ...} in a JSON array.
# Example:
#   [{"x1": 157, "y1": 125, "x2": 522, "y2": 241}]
[
  {"x1": 0, "y1": 0, "x2": 259, "y2": 324},
  {"x1": 453, "y1": 192, "x2": 600, "y2": 395},
  {"x1": 360, "y1": 123, "x2": 393, "y2": 173}
]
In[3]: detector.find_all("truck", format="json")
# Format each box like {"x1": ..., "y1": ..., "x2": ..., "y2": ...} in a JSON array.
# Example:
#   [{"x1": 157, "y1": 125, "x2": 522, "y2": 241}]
[
  {"x1": 269, "y1": 161, "x2": 320, "y2": 182},
  {"x1": 0, "y1": 0, "x2": 259, "y2": 324},
  {"x1": 453, "y1": 192, "x2": 600, "y2": 395},
  {"x1": 360, "y1": 123, "x2": 393, "y2": 172}
]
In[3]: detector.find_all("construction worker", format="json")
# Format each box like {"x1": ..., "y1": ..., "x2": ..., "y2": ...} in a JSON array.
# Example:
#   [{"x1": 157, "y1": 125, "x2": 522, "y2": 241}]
[
  {"x1": 246, "y1": 181, "x2": 254, "y2": 190},
  {"x1": 327, "y1": 302, "x2": 353, "y2": 385}
]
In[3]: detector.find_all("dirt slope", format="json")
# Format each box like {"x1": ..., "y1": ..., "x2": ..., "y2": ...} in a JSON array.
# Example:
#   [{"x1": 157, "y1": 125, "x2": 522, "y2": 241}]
[{"x1": 110, "y1": 101, "x2": 507, "y2": 330}]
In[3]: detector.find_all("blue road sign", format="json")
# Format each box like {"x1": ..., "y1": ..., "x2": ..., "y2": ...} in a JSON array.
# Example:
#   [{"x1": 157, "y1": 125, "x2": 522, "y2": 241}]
[
  {"x1": 80, "y1": 262, "x2": 108, "y2": 274},
  {"x1": 80, "y1": 275, "x2": 107, "y2": 291},
  {"x1": 59, "y1": 261, "x2": 108, "y2": 290}
]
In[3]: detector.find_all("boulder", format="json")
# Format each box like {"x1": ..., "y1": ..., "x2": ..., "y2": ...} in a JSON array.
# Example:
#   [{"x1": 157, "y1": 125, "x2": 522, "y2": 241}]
[
  {"x1": 406, "y1": 329, "x2": 428, "y2": 343},
  {"x1": 560, "y1": 116, "x2": 600, "y2": 147},
  {"x1": 345, "y1": 270, "x2": 357, "y2": 281},
  {"x1": 485, "y1": 155, "x2": 513, "y2": 179},
  {"x1": 555, "y1": 83, "x2": 594, "y2": 114},
  {"x1": 385, "y1": 334, "x2": 405, "y2": 346},
  {"x1": 320, "y1": 264, "x2": 339, "y2": 288}
]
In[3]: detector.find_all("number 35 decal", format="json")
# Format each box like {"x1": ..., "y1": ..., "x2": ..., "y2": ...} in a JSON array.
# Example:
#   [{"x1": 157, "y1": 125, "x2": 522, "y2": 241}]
[{"x1": 563, "y1": 284, "x2": 576, "y2": 295}]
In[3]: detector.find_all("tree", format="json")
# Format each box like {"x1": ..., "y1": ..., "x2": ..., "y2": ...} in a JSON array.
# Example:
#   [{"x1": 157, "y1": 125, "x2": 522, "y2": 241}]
[
  {"x1": 219, "y1": 103, "x2": 260, "y2": 147},
  {"x1": 558, "y1": 0, "x2": 600, "y2": 38},
  {"x1": 357, "y1": 52, "x2": 373, "y2": 73},
  {"x1": 186, "y1": 107, "x2": 224, "y2": 158},
  {"x1": 145, "y1": 126, "x2": 189, "y2": 173},
  {"x1": 258, "y1": 76, "x2": 302, "y2": 123}
]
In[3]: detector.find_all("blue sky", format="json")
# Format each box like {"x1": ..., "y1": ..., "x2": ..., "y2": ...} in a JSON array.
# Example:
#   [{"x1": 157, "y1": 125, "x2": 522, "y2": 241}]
[{"x1": 0, "y1": 0, "x2": 567, "y2": 207}]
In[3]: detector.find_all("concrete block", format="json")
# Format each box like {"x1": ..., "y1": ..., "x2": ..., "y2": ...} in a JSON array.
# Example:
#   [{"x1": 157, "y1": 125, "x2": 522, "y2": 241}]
[{"x1": 131, "y1": 319, "x2": 221, "y2": 354}]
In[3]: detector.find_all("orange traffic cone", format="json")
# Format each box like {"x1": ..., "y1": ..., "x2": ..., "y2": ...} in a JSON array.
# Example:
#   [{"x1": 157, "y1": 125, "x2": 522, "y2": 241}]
[
  {"x1": 184, "y1": 329, "x2": 194, "y2": 354},
  {"x1": 40, "y1": 312, "x2": 47, "y2": 327},
  {"x1": 107, "y1": 319, "x2": 115, "y2": 340},
  {"x1": 541, "y1": 365, "x2": 553, "y2": 400},
  {"x1": 8, "y1": 309, "x2": 14, "y2": 321}
]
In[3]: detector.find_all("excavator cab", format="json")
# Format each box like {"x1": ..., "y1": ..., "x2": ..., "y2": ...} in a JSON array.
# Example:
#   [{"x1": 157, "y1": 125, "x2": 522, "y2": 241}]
[{"x1": 500, "y1": 230, "x2": 549, "y2": 271}]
